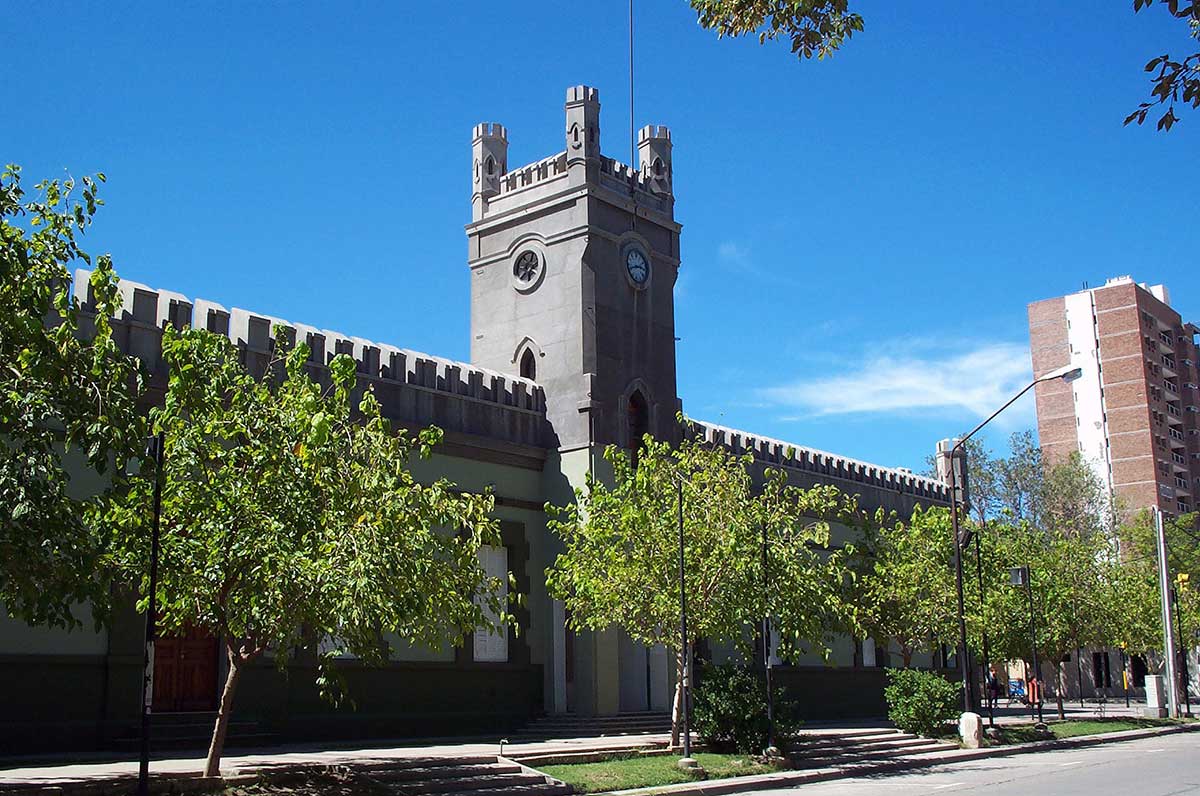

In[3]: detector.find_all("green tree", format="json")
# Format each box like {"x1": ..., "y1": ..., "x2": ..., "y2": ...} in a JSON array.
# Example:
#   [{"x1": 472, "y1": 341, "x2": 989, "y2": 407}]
[
  {"x1": 689, "y1": 0, "x2": 1199, "y2": 131},
  {"x1": 0, "y1": 165, "x2": 143, "y2": 629},
  {"x1": 546, "y1": 431, "x2": 853, "y2": 746},
  {"x1": 995, "y1": 430, "x2": 1045, "y2": 526},
  {"x1": 107, "y1": 326, "x2": 507, "y2": 776},
  {"x1": 986, "y1": 520, "x2": 1115, "y2": 719},
  {"x1": 688, "y1": 0, "x2": 862, "y2": 59},
  {"x1": 1113, "y1": 510, "x2": 1200, "y2": 662},
  {"x1": 856, "y1": 505, "x2": 959, "y2": 668}
]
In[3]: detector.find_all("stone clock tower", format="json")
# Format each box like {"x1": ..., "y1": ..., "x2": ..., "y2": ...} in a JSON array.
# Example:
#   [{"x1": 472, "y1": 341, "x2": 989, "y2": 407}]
[
  {"x1": 466, "y1": 86, "x2": 680, "y2": 717},
  {"x1": 466, "y1": 85, "x2": 681, "y2": 458}
]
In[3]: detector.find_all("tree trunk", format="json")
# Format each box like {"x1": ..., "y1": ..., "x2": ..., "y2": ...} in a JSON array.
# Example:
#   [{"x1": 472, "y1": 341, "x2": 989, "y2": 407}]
[
  {"x1": 670, "y1": 646, "x2": 684, "y2": 748},
  {"x1": 203, "y1": 651, "x2": 242, "y2": 778},
  {"x1": 901, "y1": 647, "x2": 913, "y2": 668},
  {"x1": 1054, "y1": 662, "x2": 1066, "y2": 720}
]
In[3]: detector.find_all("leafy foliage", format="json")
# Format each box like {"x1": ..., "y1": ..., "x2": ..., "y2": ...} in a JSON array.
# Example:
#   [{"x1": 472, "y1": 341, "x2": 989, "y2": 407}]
[
  {"x1": 546, "y1": 423, "x2": 857, "y2": 744},
  {"x1": 0, "y1": 164, "x2": 143, "y2": 629},
  {"x1": 688, "y1": 0, "x2": 863, "y2": 59},
  {"x1": 692, "y1": 662, "x2": 802, "y2": 753},
  {"x1": 106, "y1": 326, "x2": 507, "y2": 775},
  {"x1": 883, "y1": 668, "x2": 960, "y2": 737},
  {"x1": 1113, "y1": 510, "x2": 1200, "y2": 658},
  {"x1": 1126, "y1": 0, "x2": 1200, "y2": 131},
  {"x1": 854, "y1": 505, "x2": 959, "y2": 667}
]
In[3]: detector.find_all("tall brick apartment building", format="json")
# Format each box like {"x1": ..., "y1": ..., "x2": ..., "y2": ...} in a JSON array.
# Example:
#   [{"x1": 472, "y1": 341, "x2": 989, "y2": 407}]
[{"x1": 1029, "y1": 276, "x2": 1200, "y2": 518}]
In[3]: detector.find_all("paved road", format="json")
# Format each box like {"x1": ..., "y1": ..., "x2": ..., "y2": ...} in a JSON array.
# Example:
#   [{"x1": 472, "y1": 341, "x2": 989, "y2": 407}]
[{"x1": 752, "y1": 732, "x2": 1200, "y2": 795}]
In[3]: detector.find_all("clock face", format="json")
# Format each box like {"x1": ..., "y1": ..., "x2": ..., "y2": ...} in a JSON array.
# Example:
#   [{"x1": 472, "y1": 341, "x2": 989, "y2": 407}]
[{"x1": 626, "y1": 248, "x2": 650, "y2": 285}]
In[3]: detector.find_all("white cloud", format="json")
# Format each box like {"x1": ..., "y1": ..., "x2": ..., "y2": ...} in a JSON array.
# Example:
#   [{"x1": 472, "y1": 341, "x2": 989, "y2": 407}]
[
  {"x1": 717, "y1": 241, "x2": 753, "y2": 272},
  {"x1": 761, "y1": 342, "x2": 1035, "y2": 424}
]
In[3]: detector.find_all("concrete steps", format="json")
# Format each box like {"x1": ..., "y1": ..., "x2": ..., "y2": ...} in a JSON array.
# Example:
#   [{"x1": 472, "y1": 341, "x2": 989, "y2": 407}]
[
  {"x1": 357, "y1": 755, "x2": 571, "y2": 796},
  {"x1": 513, "y1": 712, "x2": 671, "y2": 740},
  {"x1": 786, "y1": 728, "x2": 958, "y2": 769},
  {"x1": 110, "y1": 713, "x2": 274, "y2": 752}
]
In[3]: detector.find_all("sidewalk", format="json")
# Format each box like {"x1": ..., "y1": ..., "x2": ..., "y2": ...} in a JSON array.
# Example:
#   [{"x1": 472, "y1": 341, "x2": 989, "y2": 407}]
[
  {"x1": 0, "y1": 731, "x2": 671, "y2": 788},
  {"x1": 0, "y1": 700, "x2": 1157, "y2": 790}
]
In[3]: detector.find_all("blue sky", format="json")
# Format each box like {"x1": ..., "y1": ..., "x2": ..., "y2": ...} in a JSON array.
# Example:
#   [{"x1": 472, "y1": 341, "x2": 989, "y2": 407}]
[{"x1": 11, "y1": 1, "x2": 1198, "y2": 473}]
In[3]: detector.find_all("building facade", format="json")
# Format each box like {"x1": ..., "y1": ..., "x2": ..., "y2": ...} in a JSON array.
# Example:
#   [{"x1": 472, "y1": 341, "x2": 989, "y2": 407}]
[
  {"x1": 1028, "y1": 276, "x2": 1200, "y2": 701},
  {"x1": 1029, "y1": 275, "x2": 1200, "y2": 517},
  {"x1": 0, "y1": 86, "x2": 952, "y2": 753}
]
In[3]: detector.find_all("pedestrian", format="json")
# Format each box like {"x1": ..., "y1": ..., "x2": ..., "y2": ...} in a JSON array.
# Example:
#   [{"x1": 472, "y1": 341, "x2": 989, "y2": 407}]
[{"x1": 986, "y1": 667, "x2": 1001, "y2": 711}]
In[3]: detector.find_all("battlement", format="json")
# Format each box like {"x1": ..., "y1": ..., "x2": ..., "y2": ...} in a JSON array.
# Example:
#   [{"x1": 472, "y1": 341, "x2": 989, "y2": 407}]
[
  {"x1": 638, "y1": 125, "x2": 671, "y2": 142},
  {"x1": 473, "y1": 122, "x2": 507, "y2": 142},
  {"x1": 566, "y1": 85, "x2": 599, "y2": 104},
  {"x1": 496, "y1": 151, "x2": 569, "y2": 197},
  {"x1": 72, "y1": 269, "x2": 549, "y2": 448},
  {"x1": 690, "y1": 419, "x2": 951, "y2": 506}
]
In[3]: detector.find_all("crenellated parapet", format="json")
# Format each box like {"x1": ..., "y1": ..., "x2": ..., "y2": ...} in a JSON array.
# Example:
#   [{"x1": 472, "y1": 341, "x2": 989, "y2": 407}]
[
  {"x1": 689, "y1": 419, "x2": 951, "y2": 514},
  {"x1": 73, "y1": 270, "x2": 549, "y2": 449},
  {"x1": 495, "y1": 152, "x2": 568, "y2": 199},
  {"x1": 469, "y1": 85, "x2": 675, "y2": 224}
]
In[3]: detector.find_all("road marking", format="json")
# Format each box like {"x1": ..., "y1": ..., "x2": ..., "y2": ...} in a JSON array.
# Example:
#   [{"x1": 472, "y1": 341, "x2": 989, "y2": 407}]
[
  {"x1": 1058, "y1": 760, "x2": 1083, "y2": 766},
  {"x1": 932, "y1": 783, "x2": 965, "y2": 789}
]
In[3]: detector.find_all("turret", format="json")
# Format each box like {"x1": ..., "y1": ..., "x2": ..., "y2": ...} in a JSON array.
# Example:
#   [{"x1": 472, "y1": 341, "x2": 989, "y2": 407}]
[
  {"x1": 565, "y1": 85, "x2": 601, "y2": 169},
  {"x1": 471, "y1": 122, "x2": 508, "y2": 222},
  {"x1": 637, "y1": 125, "x2": 672, "y2": 196}
]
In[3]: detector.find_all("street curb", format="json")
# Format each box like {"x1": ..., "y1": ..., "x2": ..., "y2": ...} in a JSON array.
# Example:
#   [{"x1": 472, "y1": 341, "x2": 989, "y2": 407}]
[{"x1": 599, "y1": 723, "x2": 1200, "y2": 796}]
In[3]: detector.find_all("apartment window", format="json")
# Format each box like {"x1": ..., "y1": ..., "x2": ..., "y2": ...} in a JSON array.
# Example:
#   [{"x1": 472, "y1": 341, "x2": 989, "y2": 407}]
[{"x1": 1180, "y1": 500, "x2": 1192, "y2": 513}]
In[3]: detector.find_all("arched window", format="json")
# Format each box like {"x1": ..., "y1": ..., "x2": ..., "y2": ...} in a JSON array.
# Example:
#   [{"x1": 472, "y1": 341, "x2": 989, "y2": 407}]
[
  {"x1": 653, "y1": 157, "x2": 664, "y2": 177},
  {"x1": 520, "y1": 348, "x2": 536, "y2": 381},
  {"x1": 486, "y1": 156, "x2": 496, "y2": 176},
  {"x1": 628, "y1": 390, "x2": 649, "y2": 467}
]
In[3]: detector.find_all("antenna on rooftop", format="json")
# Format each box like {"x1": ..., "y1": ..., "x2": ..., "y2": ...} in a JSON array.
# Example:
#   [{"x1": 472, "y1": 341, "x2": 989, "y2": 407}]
[{"x1": 629, "y1": 0, "x2": 636, "y2": 196}]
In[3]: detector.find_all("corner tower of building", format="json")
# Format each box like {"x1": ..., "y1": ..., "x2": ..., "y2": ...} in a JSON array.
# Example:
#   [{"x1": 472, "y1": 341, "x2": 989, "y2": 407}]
[{"x1": 465, "y1": 85, "x2": 681, "y2": 456}]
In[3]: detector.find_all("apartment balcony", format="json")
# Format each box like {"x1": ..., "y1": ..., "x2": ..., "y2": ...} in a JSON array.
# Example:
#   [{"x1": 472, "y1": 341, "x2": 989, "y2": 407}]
[
  {"x1": 1169, "y1": 427, "x2": 1187, "y2": 446},
  {"x1": 1160, "y1": 331, "x2": 1176, "y2": 351}
]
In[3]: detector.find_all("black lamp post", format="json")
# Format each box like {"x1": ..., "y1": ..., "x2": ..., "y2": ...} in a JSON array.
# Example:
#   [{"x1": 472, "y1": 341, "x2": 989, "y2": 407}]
[
  {"x1": 138, "y1": 431, "x2": 165, "y2": 796},
  {"x1": 675, "y1": 475, "x2": 693, "y2": 762},
  {"x1": 974, "y1": 525, "x2": 994, "y2": 727},
  {"x1": 1172, "y1": 584, "x2": 1193, "y2": 717},
  {"x1": 1010, "y1": 565, "x2": 1043, "y2": 723},
  {"x1": 761, "y1": 523, "x2": 775, "y2": 752},
  {"x1": 944, "y1": 364, "x2": 1081, "y2": 716}
]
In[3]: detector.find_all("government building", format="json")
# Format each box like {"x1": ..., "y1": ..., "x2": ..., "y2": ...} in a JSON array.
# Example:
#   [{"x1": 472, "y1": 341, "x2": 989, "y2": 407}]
[{"x1": 0, "y1": 86, "x2": 952, "y2": 753}]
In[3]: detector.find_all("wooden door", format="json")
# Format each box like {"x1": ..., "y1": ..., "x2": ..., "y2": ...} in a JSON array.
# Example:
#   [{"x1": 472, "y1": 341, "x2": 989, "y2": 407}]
[{"x1": 153, "y1": 626, "x2": 218, "y2": 712}]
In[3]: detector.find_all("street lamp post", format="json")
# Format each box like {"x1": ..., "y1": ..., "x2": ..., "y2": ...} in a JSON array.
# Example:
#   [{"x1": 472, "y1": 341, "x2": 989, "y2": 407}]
[
  {"x1": 974, "y1": 525, "x2": 994, "y2": 727},
  {"x1": 1011, "y1": 565, "x2": 1044, "y2": 723},
  {"x1": 944, "y1": 364, "x2": 1082, "y2": 717},
  {"x1": 1172, "y1": 583, "x2": 1192, "y2": 717},
  {"x1": 675, "y1": 475, "x2": 694, "y2": 764},
  {"x1": 137, "y1": 431, "x2": 165, "y2": 796},
  {"x1": 761, "y1": 523, "x2": 775, "y2": 753}
]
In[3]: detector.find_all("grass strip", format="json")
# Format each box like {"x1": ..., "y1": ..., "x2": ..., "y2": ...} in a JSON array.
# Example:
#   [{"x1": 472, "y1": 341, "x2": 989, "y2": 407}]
[
  {"x1": 539, "y1": 752, "x2": 781, "y2": 794},
  {"x1": 991, "y1": 716, "x2": 1189, "y2": 745}
]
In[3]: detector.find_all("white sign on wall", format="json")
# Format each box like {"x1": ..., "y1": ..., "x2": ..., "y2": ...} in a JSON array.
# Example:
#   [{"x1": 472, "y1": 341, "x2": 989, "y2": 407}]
[{"x1": 474, "y1": 545, "x2": 509, "y2": 662}]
